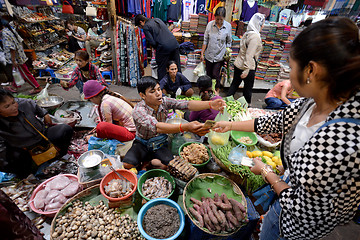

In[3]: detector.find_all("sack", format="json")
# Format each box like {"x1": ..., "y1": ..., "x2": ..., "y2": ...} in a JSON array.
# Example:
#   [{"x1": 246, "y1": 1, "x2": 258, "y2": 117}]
[
  {"x1": 13, "y1": 68, "x2": 25, "y2": 86},
  {"x1": 62, "y1": 0, "x2": 74, "y2": 14},
  {"x1": 193, "y1": 62, "x2": 206, "y2": 76},
  {"x1": 28, "y1": 143, "x2": 59, "y2": 165},
  {"x1": 86, "y1": 2, "x2": 97, "y2": 16}
]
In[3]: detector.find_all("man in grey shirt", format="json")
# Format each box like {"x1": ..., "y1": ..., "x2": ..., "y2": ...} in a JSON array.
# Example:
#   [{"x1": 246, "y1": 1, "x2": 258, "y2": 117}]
[{"x1": 200, "y1": 7, "x2": 232, "y2": 91}]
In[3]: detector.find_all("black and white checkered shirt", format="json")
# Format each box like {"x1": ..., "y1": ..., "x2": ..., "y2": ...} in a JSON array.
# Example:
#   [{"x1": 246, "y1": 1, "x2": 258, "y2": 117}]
[{"x1": 255, "y1": 92, "x2": 360, "y2": 240}]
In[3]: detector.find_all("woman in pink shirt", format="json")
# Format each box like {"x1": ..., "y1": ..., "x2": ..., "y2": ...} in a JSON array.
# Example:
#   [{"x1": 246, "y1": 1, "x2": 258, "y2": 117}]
[
  {"x1": 83, "y1": 80, "x2": 136, "y2": 142},
  {"x1": 264, "y1": 80, "x2": 299, "y2": 109}
]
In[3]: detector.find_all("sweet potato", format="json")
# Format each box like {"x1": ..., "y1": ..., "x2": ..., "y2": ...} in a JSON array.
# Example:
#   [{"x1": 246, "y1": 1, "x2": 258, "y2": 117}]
[
  {"x1": 229, "y1": 198, "x2": 246, "y2": 213},
  {"x1": 193, "y1": 204, "x2": 204, "y2": 215},
  {"x1": 214, "y1": 193, "x2": 221, "y2": 202},
  {"x1": 221, "y1": 193, "x2": 230, "y2": 205},
  {"x1": 226, "y1": 210, "x2": 239, "y2": 227},
  {"x1": 218, "y1": 209, "x2": 228, "y2": 229},
  {"x1": 214, "y1": 201, "x2": 232, "y2": 211},
  {"x1": 204, "y1": 202, "x2": 218, "y2": 225},
  {"x1": 227, "y1": 218, "x2": 235, "y2": 232},
  {"x1": 229, "y1": 198, "x2": 245, "y2": 222},
  {"x1": 203, "y1": 213, "x2": 214, "y2": 232},
  {"x1": 190, "y1": 197, "x2": 203, "y2": 206},
  {"x1": 189, "y1": 207, "x2": 204, "y2": 227},
  {"x1": 209, "y1": 202, "x2": 224, "y2": 226}
]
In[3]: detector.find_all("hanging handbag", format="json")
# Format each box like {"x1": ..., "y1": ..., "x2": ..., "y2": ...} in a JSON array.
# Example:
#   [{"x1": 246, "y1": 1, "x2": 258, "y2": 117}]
[
  {"x1": 24, "y1": 118, "x2": 59, "y2": 166},
  {"x1": 86, "y1": 2, "x2": 97, "y2": 16},
  {"x1": 62, "y1": 0, "x2": 74, "y2": 14}
]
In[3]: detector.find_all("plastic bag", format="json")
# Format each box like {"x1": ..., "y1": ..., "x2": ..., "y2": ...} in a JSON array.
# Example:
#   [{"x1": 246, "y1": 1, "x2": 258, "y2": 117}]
[
  {"x1": 88, "y1": 136, "x2": 123, "y2": 155},
  {"x1": 36, "y1": 83, "x2": 50, "y2": 100},
  {"x1": 13, "y1": 68, "x2": 25, "y2": 86},
  {"x1": 208, "y1": 107, "x2": 231, "y2": 149},
  {"x1": 193, "y1": 62, "x2": 206, "y2": 76},
  {"x1": 228, "y1": 144, "x2": 247, "y2": 165}
]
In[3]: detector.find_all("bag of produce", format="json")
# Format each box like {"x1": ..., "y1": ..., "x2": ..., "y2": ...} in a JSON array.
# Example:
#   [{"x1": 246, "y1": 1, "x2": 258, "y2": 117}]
[{"x1": 208, "y1": 108, "x2": 231, "y2": 150}]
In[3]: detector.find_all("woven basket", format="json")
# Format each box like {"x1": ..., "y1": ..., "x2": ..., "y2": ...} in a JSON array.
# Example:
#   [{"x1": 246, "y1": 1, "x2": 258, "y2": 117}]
[{"x1": 183, "y1": 173, "x2": 247, "y2": 237}]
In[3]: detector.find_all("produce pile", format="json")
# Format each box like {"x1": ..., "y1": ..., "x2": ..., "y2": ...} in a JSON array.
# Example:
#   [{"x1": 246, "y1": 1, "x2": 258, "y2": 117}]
[
  {"x1": 238, "y1": 136, "x2": 253, "y2": 145},
  {"x1": 176, "y1": 95, "x2": 201, "y2": 101},
  {"x1": 32, "y1": 175, "x2": 81, "y2": 212},
  {"x1": 225, "y1": 101, "x2": 247, "y2": 120},
  {"x1": 258, "y1": 133, "x2": 282, "y2": 144},
  {"x1": 143, "y1": 204, "x2": 180, "y2": 239},
  {"x1": 168, "y1": 157, "x2": 198, "y2": 181},
  {"x1": 52, "y1": 200, "x2": 144, "y2": 239},
  {"x1": 180, "y1": 143, "x2": 209, "y2": 164},
  {"x1": 142, "y1": 177, "x2": 173, "y2": 200},
  {"x1": 188, "y1": 193, "x2": 247, "y2": 234},
  {"x1": 104, "y1": 179, "x2": 134, "y2": 198},
  {"x1": 212, "y1": 142, "x2": 264, "y2": 191}
]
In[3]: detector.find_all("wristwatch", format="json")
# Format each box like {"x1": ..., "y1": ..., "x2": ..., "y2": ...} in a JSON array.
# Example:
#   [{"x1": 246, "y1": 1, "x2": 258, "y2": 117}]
[{"x1": 261, "y1": 165, "x2": 274, "y2": 184}]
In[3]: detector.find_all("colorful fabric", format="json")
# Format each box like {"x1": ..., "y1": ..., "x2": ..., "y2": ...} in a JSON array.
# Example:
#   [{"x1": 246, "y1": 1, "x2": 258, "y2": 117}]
[
  {"x1": 168, "y1": 0, "x2": 181, "y2": 21},
  {"x1": 182, "y1": 0, "x2": 195, "y2": 21},
  {"x1": 241, "y1": 0, "x2": 258, "y2": 21},
  {"x1": 100, "y1": 94, "x2": 136, "y2": 132},
  {"x1": 2, "y1": 28, "x2": 27, "y2": 65},
  {"x1": 255, "y1": 92, "x2": 360, "y2": 240},
  {"x1": 269, "y1": 6, "x2": 281, "y2": 22},
  {"x1": 15, "y1": 63, "x2": 40, "y2": 88},
  {"x1": 132, "y1": 97, "x2": 189, "y2": 139},
  {"x1": 67, "y1": 63, "x2": 105, "y2": 93},
  {"x1": 154, "y1": 0, "x2": 170, "y2": 22}
]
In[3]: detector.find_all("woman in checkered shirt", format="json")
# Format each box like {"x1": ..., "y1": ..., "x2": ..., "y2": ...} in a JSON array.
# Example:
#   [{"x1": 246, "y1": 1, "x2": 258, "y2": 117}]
[{"x1": 214, "y1": 17, "x2": 360, "y2": 239}]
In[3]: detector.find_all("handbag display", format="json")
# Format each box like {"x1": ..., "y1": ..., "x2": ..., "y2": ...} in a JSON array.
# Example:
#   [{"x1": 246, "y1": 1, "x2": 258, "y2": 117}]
[
  {"x1": 86, "y1": 2, "x2": 97, "y2": 16},
  {"x1": 62, "y1": 0, "x2": 74, "y2": 14},
  {"x1": 24, "y1": 118, "x2": 59, "y2": 166}
]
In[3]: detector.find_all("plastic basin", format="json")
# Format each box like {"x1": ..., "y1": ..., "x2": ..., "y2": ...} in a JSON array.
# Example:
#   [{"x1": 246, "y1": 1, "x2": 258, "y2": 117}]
[
  {"x1": 138, "y1": 169, "x2": 175, "y2": 201},
  {"x1": 179, "y1": 142, "x2": 211, "y2": 167},
  {"x1": 100, "y1": 169, "x2": 137, "y2": 202},
  {"x1": 29, "y1": 174, "x2": 80, "y2": 217},
  {"x1": 137, "y1": 198, "x2": 185, "y2": 240},
  {"x1": 231, "y1": 131, "x2": 258, "y2": 147}
]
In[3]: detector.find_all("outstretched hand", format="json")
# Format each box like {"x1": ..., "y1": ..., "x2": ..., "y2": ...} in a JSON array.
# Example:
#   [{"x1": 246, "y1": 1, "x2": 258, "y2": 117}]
[
  {"x1": 210, "y1": 99, "x2": 226, "y2": 112},
  {"x1": 212, "y1": 121, "x2": 232, "y2": 133}
]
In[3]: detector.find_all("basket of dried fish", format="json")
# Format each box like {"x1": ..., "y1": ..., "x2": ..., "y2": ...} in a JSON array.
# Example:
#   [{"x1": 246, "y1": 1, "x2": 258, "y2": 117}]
[
  {"x1": 138, "y1": 169, "x2": 175, "y2": 201},
  {"x1": 168, "y1": 156, "x2": 198, "y2": 182}
]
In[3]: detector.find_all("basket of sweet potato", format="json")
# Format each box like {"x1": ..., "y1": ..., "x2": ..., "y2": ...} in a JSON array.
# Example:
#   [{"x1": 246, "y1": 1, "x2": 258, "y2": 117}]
[{"x1": 183, "y1": 173, "x2": 248, "y2": 236}]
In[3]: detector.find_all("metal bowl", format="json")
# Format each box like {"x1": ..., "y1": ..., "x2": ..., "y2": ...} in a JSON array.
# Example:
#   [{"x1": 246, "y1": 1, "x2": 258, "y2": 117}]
[
  {"x1": 166, "y1": 118, "x2": 189, "y2": 125},
  {"x1": 37, "y1": 96, "x2": 64, "y2": 111},
  {"x1": 77, "y1": 150, "x2": 105, "y2": 170}
]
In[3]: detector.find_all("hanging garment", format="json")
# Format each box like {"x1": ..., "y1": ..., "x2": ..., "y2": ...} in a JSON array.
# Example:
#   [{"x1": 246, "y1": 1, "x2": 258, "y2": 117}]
[
  {"x1": 278, "y1": 9, "x2": 294, "y2": 25},
  {"x1": 154, "y1": 0, "x2": 170, "y2": 22},
  {"x1": 232, "y1": 0, "x2": 242, "y2": 20},
  {"x1": 241, "y1": 0, "x2": 258, "y2": 21},
  {"x1": 196, "y1": 0, "x2": 207, "y2": 14},
  {"x1": 168, "y1": 0, "x2": 181, "y2": 21},
  {"x1": 182, "y1": 0, "x2": 195, "y2": 21},
  {"x1": 269, "y1": 5, "x2": 281, "y2": 22},
  {"x1": 304, "y1": 0, "x2": 327, "y2": 7}
]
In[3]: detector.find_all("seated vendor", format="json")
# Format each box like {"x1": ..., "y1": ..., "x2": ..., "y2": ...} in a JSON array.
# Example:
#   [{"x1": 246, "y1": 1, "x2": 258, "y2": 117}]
[
  {"x1": 159, "y1": 61, "x2": 194, "y2": 98},
  {"x1": 50, "y1": 50, "x2": 106, "y2": 95},
  {"x1": 0, "y1": 89, "x2": 73, "y2": 178},
  {"x1": 83, "y1": 80, "x2": 136, "y2": 142},
  {"x1": 85, "y1": 22, "x2": 110, "y2": 58},
  {"x1": 122, "y1": 76, "x2": 226, "y2": 170},
  {"x1": 65, "y1": 20, "x2": 86, "y2": 53},
  {"x1": 188, "y1": 75, "x2": 223, "y2": 122},
  {"x1": 264, "y1": 80, "x2": 299, "y2": 109}
]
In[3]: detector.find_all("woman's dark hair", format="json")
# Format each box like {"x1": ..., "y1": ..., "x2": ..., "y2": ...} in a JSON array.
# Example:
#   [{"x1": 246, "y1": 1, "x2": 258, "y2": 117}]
[
  {"x1": 167, "y1": 61, "x2": 177, "y2": 69},
  {"x1": 0, "y1": 88, "x2": 14, "y2": 103},
  {"x1": 134, "y1": 14, "x2": 148, "y2": 27},
  {"x1": 65, "y1": 20, "x2": 75, "y2": 28},
  {"x1": 215, "y1": 7, "x2": 226, "y2": 18},
  {"x1": 197, "y1": 75, "x2": 212, "y2": 91},
  {"x1": 98, "y1": 89, "x2": 135, "y2": 108},
  {"x1": 137, "y1": 76, "x2": 159, "y2": 94},
  {"x1": 0, "y1": 18, "x2": 22, "y2": 43},
  {"x1": 89, "y1": 22, "x2": 98, "y2": 29},
  {"x1": 74, "y1": 50, "x2": 90, "y2": 61},
  {"x1": 291, "y1": 17, "x2": 360, "y2": 101}
]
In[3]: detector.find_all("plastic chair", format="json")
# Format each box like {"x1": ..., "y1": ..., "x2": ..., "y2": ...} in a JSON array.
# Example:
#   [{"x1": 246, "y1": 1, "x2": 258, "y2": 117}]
[
  {"x1": 101, "y1": 70, "x2": 112, "y2": 82},
  {"x1": 38, "y1": 67, "x2": 56, "y2": 78}
]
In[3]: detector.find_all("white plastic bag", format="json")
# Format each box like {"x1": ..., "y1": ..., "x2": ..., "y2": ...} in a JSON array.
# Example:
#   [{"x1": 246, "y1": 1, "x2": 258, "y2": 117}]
[
  {"x1": 12, "y1": 68, "x2": 25, "y2": 86},
  {"x1": 86, "y1": 2, "x2": 97, "y2": 16},
  {"x1": 193, "y1": 62, "x2": 206, "y2": 76},
  {"x1": 37, "y1": 83, "x2": 50, "y2": 100}
]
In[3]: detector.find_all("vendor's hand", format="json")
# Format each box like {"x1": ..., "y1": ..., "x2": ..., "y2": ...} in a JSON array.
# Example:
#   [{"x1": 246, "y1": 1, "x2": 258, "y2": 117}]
[
  {"x1": 185, "y1": 121, "x2": 203, "y2": 134},
  {"x1": 276, "y1": 165, "x2": 285, "y2": 175},
  {"x1": 212, "y1": 121, "x2": 232, "y2": 133},
  {"x1": 46, "y1": 77, "x2": 52, "y2": 84},
  {"x1": 250, "y1": 158, "x2": 266, "y2": 175},
  {"x1": 200, "y1": 54, "x2": 204, "y2": 62},
  {"x1": 210, "y1": 99, "x2": 226, "y2": 112},
  {"x1": 240, "y1": 71, "x2": 248, "y2": 79},
  {"x1": 60, "y1": 80, "x2": 69, "y2": 88},
  {"x1": 44, "y1": 114, "x2": 52, "y2": 126}
]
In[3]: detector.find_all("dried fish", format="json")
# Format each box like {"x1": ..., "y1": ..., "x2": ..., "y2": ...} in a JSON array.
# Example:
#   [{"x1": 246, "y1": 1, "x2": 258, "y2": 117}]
[
  {"x1": 142, "y1": 177, "x2": 172, "y2": 200},
  {"x1": 104, "y1": 179, "x2": 134, "y2": 198}
]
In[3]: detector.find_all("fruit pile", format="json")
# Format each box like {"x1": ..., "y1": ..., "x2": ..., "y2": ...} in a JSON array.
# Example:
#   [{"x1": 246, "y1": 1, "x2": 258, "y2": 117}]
[{"x1": 246, "y1": 150, "x2": 282, "y2": 170}]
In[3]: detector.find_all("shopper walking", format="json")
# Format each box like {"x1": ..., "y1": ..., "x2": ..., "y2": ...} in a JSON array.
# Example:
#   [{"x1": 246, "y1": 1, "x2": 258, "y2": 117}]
[
  {"x1": 134, "y1": 14, "x2": 181, "y2": 81},
  {"x1": 0, "y1": 19, "x2": 42, "y2": 94},
  {"x1": 227, "y1": 13, "x2": 264, "y2": 104},
  {"x1": 214, "y1": 17, "x2": 360, "y2": 240},
  {"x1": 200, "y1": 7, "x2": 232, "y2": 91}
]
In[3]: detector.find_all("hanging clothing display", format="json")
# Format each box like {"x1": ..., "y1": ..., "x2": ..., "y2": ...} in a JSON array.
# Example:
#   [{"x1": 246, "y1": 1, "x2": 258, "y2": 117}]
[
  {"x1": 182, "y1": 0, "x2": 195, "y2": 21},
  {"x1": 115, "y1": 20, "x2": 143, "y2": 87},
  {"x1": 241, "y1": 0, "x2": 259, "y2": 21},
  {"x1": 196, "y1": 0, "x2": 207, "y2": 14},
  {"x1": 278, "y1": 8, "x2": 294, "y2": 25},
  {"x1": 232, "y1": 0, "x2": 242, "y2": 20},
  {"x1": 269, "y1": 5, "x2": 281, "y2": 22},
  {"x1": 154, "y1": 0, "x2": 170, "y2": 22},
  {"x1": 304, "y1": 0, "x2": 326, "y2": 7},
  {"x1": 168, "y1": 0, "x2": 181, "y2": 21},
  {"x1": 116, "y1": 0, "x2": 128, "y2": 16},
  {"x1": 128, "y1": 0, "x2": 143, "y2": 14}
]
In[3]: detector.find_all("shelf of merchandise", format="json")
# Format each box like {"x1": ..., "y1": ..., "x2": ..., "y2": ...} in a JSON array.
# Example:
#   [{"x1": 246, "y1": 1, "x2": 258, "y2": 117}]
[{"x1": 35, "y1": 39, "x2": 67, "y2": 51}]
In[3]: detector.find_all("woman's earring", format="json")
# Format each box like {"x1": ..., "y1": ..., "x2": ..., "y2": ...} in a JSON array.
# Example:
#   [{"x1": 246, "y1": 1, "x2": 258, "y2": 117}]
[{"x1": 306, "y1": 77, "x2": 310, "y2": 84}]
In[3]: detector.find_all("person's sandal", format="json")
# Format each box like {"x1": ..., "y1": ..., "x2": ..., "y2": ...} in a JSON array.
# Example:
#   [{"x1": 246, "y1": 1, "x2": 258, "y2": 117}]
[
  {"x1": 29, "y1": 87, "x2": 42, "y2": 95},
  {"x1": 4, "y1": 86, "x2": 17, "y2": 93}
]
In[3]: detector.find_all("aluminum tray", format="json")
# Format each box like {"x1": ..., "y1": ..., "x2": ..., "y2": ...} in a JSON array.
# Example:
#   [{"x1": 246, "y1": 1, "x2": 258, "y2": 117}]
[{"x1": 59, "y1": 101, "x2": 97, "y2": 128}]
